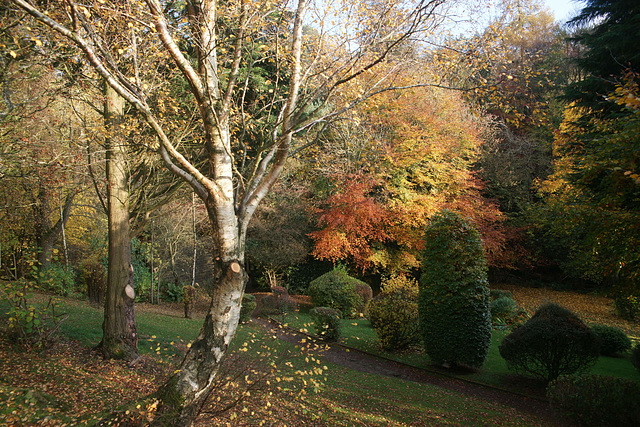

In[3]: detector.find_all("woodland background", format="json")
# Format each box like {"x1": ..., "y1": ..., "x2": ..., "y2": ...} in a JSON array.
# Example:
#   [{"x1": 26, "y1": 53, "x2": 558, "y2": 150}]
[{"x1": 2, "y1": 0, "x2": 638, "y2": 303}]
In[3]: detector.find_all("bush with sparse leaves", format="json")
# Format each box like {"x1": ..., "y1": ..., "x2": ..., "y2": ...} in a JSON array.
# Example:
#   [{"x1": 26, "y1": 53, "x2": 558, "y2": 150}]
[
  {"x1": 354, "y1": 281, "x2": 373, "y2": 314},
  {"x1": 2, "y1": 280, "x2": 67, "y2": 350},
  {"x1": 310, "y1": 307, "x2": 342, "y2": 342},
  {"x1": 614, "y1": 294, "x2": 640, "y2": 320},
  {"x1": 260, "y1": 286, "x2": 298, "y2": 316},
  {"x1": 307, "y1": 266, "x2": 371, "y2": 318},
  {"x1": 499, "y1": 303, "x2": 600, "y2": 382},
  {"x1": 590, "y1": 324, "x2": 631, "y2": 356},
  {"x1": 547, "y1": 374, "x2": 640, "y2": 427},
  {"x1": 419, "y1": 210, "x2": 492, "y2": 369},
  {"x1": 368, "y1": 275, "x2": 420, "y2": 351},
  {"x1": 38, "y1": 262, "x2": 76, "y2": 296}
]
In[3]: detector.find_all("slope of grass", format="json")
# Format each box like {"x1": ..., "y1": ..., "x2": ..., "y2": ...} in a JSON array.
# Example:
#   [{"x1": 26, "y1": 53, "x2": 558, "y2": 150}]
[
  {"x1": 281, "y1": 306, "x2": 640, "y2": 396},
  {"x1": 0, "y1": 293, "x2": 549, "y2": 426}
]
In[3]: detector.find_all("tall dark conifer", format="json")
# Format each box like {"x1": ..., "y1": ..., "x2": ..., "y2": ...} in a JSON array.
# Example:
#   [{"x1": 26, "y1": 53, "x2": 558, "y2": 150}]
[
  {"x1": 562, "y1": 0, "x2": 640, "y2": 208},
  {"x1": 566, "y1": 0, "x2": 640, "y2": 112}
]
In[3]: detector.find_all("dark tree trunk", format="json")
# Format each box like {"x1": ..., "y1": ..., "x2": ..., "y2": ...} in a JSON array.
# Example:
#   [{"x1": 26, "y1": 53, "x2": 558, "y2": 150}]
[
  {"x1": 100, "y1": 85, "x2": 139, "y2": 361},
  {"x1": 36, "y1": 188, "x2": 76, "y2": 267}
]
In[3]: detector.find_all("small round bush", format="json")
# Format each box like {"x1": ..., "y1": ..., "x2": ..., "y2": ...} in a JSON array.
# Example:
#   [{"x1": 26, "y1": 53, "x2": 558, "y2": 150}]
[
  {"x1": 239, "y1": 294, "x2": 257, "y2": 323},
  {"x1": 310, "y1": 307, "x2": 342, "y2": 342},
  {"x1": 499, "y1": 303, "x2": 600, "y2": 382},
  {"x1": 614, "y1": 294, "x2": 640, "y2": 320},
  {"x1": 307, "y1": 266, "x2": 371, "y2": 318},
  {"x1": 368, "y1": 275, "x2": 420, "y2": 351},
  {"x1": 490, "y1": 296, "x2": 518, "y2": 320},
  {"x1": 548, "y1": 374, "x2": 640, "y2": 427},
  {"x1": 590, "y1": 324, "x2": 632, "y2": 356},
  {"x1": 631, "y1": 343, "x2": 640, "y2": 372},
  {"x1": 419, "y1": 210, "x2": 492, "y2": 369}
]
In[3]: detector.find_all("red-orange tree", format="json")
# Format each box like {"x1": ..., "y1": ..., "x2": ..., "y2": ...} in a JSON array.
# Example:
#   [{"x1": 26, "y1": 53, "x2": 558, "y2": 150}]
[{"x1": 309, "y1": 83, "x2": 507, "y2": 273}]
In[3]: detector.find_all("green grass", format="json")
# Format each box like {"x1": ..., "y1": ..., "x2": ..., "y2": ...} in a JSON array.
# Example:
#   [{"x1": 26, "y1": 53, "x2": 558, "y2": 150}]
[
  {"x1": 0, "y1": 294, "x2": 203, "y2": 361},
  {"x1": 279, "y1": 308, "x2": 640, "y2": 396},
  {"x1": 1, "y1": 293, "x2": 551, "y2": 425}
]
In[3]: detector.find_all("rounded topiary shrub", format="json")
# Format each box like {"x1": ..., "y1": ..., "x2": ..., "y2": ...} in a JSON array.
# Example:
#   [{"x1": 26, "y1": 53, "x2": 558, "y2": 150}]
[
  {"x1": 368, "y1": 275, "x2": 420, "y2": 351},
  {"x1": 590, "y1": 324, "x2": 632, "y2": 356},
  {"x1": 499, "y1": 303, "x2": 600, "y2": 382},
  {"x1": 419, "y1": 210, "x2": 492, "y2": 369},
  {"x1": 307, "y1": 266, "x2": 371, "y2": 318},
  {"x1": 310, "y1": 307, "x2": 342, "y2": 342},
  {"x1": 547, "y1": 374, "x2": 640, "y2": 427},
  {"x1": 239, "y1": 294, "x2": 257, "y2": 323}
]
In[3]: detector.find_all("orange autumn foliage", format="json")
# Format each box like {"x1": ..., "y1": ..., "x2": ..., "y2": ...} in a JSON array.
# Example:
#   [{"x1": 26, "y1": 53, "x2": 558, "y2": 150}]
[
  {"x1": 309, "y1": 83, "x2": 511, "y2": 272},
  {"x1": 309, "y1": 175, "x2": 390, "y2": 268}
]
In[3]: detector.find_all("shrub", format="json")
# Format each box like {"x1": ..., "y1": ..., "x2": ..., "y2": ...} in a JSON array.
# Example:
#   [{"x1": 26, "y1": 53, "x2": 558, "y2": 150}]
[
  {"x1": 547, "y1": 374, "x2": 640, "y2": 427},
  {"x1": 499, "y1": 303, "x2": 600, "y2": 382},
  {"x1": 490, "y1": 289, "x2": 513, "y2": 300},
  {"x1": 590, "y1": 324, "x2": 632, "y2": 356},
  {"x1": 1, "y1": 280, "x2": 67, "y2": 350},
  {"x1": 260, "y1": 287, "x2": 298, "y2": 316},
  {"x1": 490, "y1": 296, "x2": 518, "y2": 321},
  {"x1": 368, "y1": 275, "x2": 420, "y2": 351},
  {"x1": 38, "y1": 262, "x2": 75, "y2": 296},
  {"x1": 354, "y1": 282, "x2": 373, "y2": 314},
  {"x1": 614, "y1": 294, "x2": 640, "y2": 320},
  {"x1": 309, "y1": 307, "x2": 342, "y2": 342},
  {"x1": 163, "y1": 282, "x2": 183, "y2": 302},
  {"x1": 419, "y1": 210, "x2": 492, "y2": 369},
  {"x1": 307, "y1": 266, "x2": 371, "y2": 318},
  {"x1": 239, "y1": 294, "x2": 257, "y2": 323},
  {"x1": 631, "y1": 343, "x2": 640, "y2": 372},
  {"x1": 77, "y1": 258, "x2": 105, "y2": 305}
]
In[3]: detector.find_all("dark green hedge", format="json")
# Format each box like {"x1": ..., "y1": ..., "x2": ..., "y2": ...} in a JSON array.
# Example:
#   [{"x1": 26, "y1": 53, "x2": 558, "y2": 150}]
[
  {"x1": 419, "y1": 210, "x2": 491, "y2": 369},
  {"x1": 548, "y1": 374, "x2": 640, "y2": 426},
  {"x1": 590, "y1": 324, "x2": 631, "y2": 356}
]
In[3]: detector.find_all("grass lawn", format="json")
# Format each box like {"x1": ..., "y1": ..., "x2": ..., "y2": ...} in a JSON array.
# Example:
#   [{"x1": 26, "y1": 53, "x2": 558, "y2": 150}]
[
  {"x1": 1, "y1": 291, "x2": 550, "y2": 426},
  {"x1": 279, "y1": 299, "x2": 640, "y2": 397}
]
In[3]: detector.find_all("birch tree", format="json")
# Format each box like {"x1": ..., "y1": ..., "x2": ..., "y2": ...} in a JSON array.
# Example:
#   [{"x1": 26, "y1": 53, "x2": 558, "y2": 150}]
[{"x1": 9, "y1": 0, "x2": 448, "y2": 423}]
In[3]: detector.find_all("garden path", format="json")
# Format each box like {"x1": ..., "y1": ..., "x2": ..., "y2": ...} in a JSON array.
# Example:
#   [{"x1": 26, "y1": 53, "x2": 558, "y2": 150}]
[{"x1": 253, "y1": 316, "x2": 574, "y2": 427}]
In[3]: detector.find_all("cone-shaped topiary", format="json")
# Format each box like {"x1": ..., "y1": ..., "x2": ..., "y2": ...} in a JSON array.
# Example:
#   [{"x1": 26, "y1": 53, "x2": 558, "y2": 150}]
[{"x1": 419, "y1": 210, "x2": 491, "y2": 369}]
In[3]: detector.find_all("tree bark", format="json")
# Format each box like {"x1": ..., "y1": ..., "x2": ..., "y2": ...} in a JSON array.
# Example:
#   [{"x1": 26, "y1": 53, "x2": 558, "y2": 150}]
[
  {"x1": 100, "y1": 84, "x2": 139, "y2": 361},
  {"x1": 36, "y1": 190, "x2": 75, "y2": 268},
  {"x1": 154, "y1": 257, "x2": 246, "y2": 426}
]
